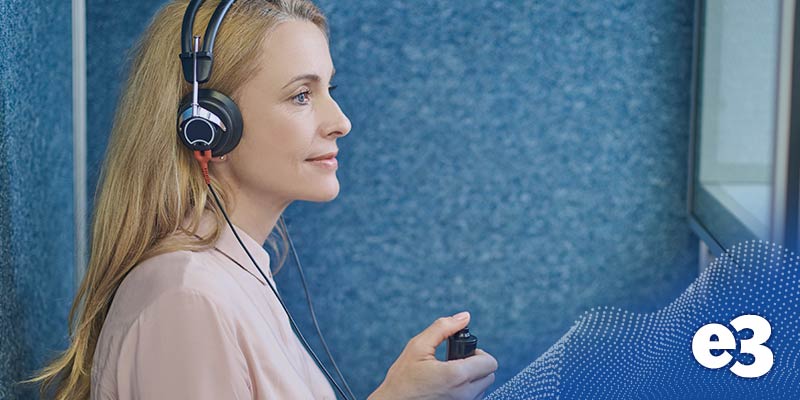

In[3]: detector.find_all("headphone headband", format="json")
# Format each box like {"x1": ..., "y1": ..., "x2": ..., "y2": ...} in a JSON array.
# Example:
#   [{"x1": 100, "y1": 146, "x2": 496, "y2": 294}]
[
  {"x1": 179, "y1": 0, "x2": 236, "y2": 83},
  {"x1": 176, "y1": 0, "x2": 243, "y2": 157}
]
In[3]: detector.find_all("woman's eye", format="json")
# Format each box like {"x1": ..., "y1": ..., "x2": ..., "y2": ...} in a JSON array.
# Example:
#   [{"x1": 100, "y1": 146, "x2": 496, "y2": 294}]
[{"x1": 293, "y1": 91, "x2": 311, "y2": 105}]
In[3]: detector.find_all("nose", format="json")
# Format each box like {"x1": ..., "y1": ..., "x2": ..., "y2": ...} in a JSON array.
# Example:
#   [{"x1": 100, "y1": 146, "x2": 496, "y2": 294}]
[{"x1": 320, "y1": 95, "x2": 351, "y2": 138}]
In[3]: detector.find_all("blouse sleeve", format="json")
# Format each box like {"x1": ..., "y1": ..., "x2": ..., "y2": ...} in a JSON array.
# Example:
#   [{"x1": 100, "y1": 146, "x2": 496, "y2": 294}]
[{"x1": 114, "y1": 288, "x2": 252, "y2": 400}]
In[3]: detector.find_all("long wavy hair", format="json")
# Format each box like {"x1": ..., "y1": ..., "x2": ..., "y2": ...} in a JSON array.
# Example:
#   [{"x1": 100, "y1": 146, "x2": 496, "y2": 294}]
[{"x1": 24, "y1": 1, "x2": 328, "y2": 398}]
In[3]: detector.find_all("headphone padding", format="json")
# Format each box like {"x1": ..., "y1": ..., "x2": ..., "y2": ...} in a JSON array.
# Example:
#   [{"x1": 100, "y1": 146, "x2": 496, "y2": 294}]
[{"x1": 177, "y1": 88, "x2": 243, "y2": 157}]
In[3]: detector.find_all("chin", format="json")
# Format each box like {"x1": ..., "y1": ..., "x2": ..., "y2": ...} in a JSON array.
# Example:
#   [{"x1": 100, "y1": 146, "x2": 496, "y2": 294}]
[{"x1": 302, "y1": 179, "x2": 340, "y2": 202}]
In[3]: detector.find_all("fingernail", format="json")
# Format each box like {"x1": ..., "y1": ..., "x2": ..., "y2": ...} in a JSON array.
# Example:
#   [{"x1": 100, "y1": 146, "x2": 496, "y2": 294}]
[{"x1": 452, "y1": 311, "x2": 469, "y2": 320}]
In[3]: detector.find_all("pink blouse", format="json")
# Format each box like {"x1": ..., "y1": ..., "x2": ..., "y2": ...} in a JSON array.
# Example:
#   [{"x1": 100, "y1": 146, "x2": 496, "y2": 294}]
[{"x1": 90, "y1": 214, "x2": 336, "y2": 399}]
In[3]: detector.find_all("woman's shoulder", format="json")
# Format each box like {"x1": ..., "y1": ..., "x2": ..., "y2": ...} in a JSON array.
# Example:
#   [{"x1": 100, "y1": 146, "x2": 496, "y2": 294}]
[
  {"x1": 92, "y1": 248, "x2": 247, "y2": 391},
  {"x1": 107, "y1": 247, "x2": 237, "y2": 326}
]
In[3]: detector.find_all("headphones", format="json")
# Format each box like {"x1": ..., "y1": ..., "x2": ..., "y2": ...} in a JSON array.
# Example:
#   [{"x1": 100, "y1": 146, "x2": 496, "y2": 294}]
[
  {"x1": 176, "y1": 2, "x2": 355, "y2": 399},
  {"x1": 177, "y1": 0, "x2": 243, "y2": 157}
]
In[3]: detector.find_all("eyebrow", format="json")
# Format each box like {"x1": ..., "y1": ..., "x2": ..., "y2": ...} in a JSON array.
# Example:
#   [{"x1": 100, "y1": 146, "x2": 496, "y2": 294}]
[{"x1": 281, "y1": 67, "x2": 336, "y2": 90}]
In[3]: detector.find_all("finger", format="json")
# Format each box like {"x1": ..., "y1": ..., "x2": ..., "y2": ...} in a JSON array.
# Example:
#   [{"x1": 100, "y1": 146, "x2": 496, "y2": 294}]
[
  {"x1": 472, "y1": 390, "x2": 487, "y2": 400},
  {"x1": 408, "y1": 312, "x2": 471, "y2": 355},
  {"x1": 473, "y1": 349, "x2": 491, "y2": 358},
  {"x1": 472, "y1": 349, "x2": 499, "y2": 372},
  {"x1": 448, "y1": 350, "x2": 498, "y2": 382}
]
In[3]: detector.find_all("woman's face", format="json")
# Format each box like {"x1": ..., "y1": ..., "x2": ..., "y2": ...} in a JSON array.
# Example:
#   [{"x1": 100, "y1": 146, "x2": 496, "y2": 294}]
[{"x1": 222, "y1": 20, "x2": 351, "y2": 206}]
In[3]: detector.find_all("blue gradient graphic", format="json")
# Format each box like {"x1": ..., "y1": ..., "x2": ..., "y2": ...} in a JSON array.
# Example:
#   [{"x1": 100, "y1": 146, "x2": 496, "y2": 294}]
[{"x1": 487, "y1": 240, "x2": 800, "y2": 399}]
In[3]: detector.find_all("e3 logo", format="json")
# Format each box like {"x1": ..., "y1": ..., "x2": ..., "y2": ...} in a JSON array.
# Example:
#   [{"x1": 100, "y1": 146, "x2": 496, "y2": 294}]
[{"x1": 691, "y1": 314, "x2": 773, "y2": 378}]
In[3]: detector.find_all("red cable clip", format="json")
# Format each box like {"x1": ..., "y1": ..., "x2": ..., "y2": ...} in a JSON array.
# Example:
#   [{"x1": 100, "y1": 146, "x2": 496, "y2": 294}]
[{"x1": 193, "y1": 150, "x2": 213, "y2": 184}]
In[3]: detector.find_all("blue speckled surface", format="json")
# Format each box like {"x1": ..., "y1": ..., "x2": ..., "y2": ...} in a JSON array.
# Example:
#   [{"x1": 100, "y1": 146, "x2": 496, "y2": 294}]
[
  {"x1": 0, "y1": 0, "x2": 75, "y2": 398},
  {"x1": 82, "y1": 0, "x2": 695, "y2": 398}
]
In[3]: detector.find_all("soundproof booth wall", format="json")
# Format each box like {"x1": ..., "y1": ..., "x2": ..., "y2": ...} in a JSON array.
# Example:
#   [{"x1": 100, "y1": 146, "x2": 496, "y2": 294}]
[
  {"x1": 0, "y1": 0, "x2": 698, "y2": 398},
  {"x1": 0, "y1": 0, "x2": 75, "y2": 399}
]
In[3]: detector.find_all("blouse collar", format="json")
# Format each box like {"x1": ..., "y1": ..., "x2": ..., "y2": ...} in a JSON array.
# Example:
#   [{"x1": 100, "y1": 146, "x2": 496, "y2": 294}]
[{"x1": 189, "y1": 211, "x2": 273, "y2": 286}]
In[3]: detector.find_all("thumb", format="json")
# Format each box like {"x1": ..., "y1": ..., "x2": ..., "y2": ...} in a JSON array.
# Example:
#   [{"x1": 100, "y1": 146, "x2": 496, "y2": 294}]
[{"x1": 408, "y1": 311, "x2": 471, "y2": 356}]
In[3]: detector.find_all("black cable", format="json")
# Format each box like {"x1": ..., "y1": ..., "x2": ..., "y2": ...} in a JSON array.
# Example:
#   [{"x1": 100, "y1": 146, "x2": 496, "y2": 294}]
[
  {"x1": 206, "y1": 184, "x2": 352, "y2": 400},
  {"x1": 279, "y1": 215, "x2": 357, "y2": 400}
]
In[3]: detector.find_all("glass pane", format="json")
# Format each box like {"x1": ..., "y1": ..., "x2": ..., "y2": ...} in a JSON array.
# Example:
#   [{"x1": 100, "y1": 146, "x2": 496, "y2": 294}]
[{"x1": 694, "y1": 0, "x2": 780, "y2": 244}]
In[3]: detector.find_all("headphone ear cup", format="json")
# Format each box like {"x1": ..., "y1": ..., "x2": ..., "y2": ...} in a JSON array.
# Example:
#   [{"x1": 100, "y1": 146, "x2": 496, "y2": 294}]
[{"x1": 177, "y1": 88, "x2": 243, "y2": 157}]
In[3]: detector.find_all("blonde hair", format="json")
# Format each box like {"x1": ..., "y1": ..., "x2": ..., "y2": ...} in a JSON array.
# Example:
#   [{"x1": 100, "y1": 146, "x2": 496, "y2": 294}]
[{"x1": 24, "y1": 1, "x2": 328, "y2": 398}]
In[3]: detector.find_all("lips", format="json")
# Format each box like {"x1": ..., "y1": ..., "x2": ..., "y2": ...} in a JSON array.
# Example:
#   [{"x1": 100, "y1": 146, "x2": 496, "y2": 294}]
[{"x1": 305, "y1": 151, "x2": 338, "y2": 161}]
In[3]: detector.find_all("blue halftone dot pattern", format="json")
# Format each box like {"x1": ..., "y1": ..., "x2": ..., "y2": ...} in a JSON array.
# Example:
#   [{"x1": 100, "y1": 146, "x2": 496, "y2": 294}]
[{"x1": 487, "y1": 240, "x2": 800, "y2": 400}]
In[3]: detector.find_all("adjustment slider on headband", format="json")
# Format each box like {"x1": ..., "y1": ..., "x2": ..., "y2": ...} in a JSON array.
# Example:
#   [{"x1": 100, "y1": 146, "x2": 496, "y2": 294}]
[
  {"x1": 179, "y1": 34, "x2": 225, "y2": 151},
  {"x1": 192, "y1": 35, "x2": 200, "y2": 117}
]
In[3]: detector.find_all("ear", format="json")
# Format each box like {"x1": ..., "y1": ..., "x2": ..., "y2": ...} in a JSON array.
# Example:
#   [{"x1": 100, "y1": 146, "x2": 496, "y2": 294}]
[{"x1": 209, "y1": 155, "x2": 228, "y2": 163}]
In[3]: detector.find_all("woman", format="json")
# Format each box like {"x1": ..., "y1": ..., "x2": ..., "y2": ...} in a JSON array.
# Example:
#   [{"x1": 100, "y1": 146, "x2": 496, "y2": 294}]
[{"x1": 30, "y1": 0, "x2": 497, "y2": 399}]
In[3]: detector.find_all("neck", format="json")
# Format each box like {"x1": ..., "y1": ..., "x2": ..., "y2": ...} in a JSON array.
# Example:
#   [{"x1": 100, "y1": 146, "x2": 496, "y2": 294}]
[{"x1": 226, "y1": 187, "x2": 291, "y2": 245}]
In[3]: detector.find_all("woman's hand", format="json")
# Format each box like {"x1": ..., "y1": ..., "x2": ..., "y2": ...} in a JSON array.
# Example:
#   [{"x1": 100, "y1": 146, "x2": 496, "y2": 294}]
[{"x1": 368, "y1": 312, "x2": 498, "y2": 400}]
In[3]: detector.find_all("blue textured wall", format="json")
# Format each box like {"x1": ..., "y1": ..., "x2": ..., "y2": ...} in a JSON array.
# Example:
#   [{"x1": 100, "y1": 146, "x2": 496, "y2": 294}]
[
  {"x1": 0, "y1": 0, "x2": 75, "y2": 398},
  {"x1": 77, "y1": 0, "x2": 698, "y2": 398}
]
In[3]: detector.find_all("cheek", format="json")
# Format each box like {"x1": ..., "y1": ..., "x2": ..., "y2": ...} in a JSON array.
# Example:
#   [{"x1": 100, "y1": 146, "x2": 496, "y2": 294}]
[
  {"x1": 241, "y1": 122, "x2": 311, "y2": 171},
  {"x1": 239, "y1": 105, "x2": 318, "y2": 171},
  {"x1": 265, "y1": 116, "x2": 316, "y2": 159}
]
